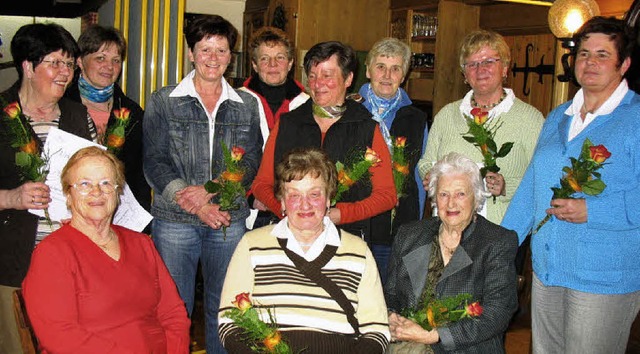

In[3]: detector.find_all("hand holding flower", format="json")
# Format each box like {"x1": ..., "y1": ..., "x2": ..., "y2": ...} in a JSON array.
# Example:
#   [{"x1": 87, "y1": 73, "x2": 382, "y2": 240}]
[
  {"x1": 176, "y1": 185, "x2": 214, "y2": 214},
  {"x1": 546, "y1": 198, "x2": 587, "y2": 224}
]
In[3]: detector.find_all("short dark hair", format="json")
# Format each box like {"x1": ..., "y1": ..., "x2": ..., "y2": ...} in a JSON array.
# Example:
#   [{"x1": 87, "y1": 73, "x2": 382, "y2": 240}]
[
  {"x1": 78, "y1": 25, "x2": 127, "y2": 59},
  {"x1": 573, "y1": 16, "x2": 636, "y2": 68},
  {"x1": 303, "y1": 41, "x2": 356, "y2": 80},
  {"x1": 274, "y1": 147, "x2": 338, "y2": 202},
  {"x1": 185, "y1": 15, "x2": 238, "y2": 52},
  {"x1": 249, "y1": 27, "x2": 293, "y2": 63},
  {"x1": 11, "y1": 23, "x2": 79, "y2": 80}
]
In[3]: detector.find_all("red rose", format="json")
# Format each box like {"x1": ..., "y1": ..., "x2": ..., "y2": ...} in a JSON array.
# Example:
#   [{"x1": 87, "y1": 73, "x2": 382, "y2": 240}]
[
  {"x1": 394, "y1": 136, "x2": 407, "y2": 148},
  {"x1": 364, "y1": 147, "x2": 381, "y2": 166},
  {"x1": 232, "y1": 292, "x2": 252, "y2": 313},
  {"x1": 470, "y1": 108, "x2": 489, "y2": 125},
  {"x1": 393, "y1": 162, "x2": 410, "y2": 175},
  {"x1": 465, "y1": 302, "x2": 483, "y2": 317},
  {"x1": 589, "y1": 145, "x2": 611, "y2": 164},
  {"x1": 221, "y1": 171, "x2": 244, "y2": 183},
  {"x1": 231, "y1": 146, "x2": 245, "y2": 162},
  {"x1": 338, "y1": 170, "x2": 355, "y2": 187},
  {"x1": 263, "y1": 331, "x2": 282, "y2": 351},
  {"x1": 3, "y1": 102, "x2": 21, "y2": 119},
  {"x1": 113, "y1": 107, "x2": 131, "y2": 121}
]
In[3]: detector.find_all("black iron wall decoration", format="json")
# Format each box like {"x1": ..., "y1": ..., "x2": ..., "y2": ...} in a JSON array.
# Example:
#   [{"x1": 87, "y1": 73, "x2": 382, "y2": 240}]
[
  {"x1": 511, "y1": 43, "x2": 555, "y2": 96},
  {"x1": 272, "y1": 4, "x2": 287, "y2": 31}
]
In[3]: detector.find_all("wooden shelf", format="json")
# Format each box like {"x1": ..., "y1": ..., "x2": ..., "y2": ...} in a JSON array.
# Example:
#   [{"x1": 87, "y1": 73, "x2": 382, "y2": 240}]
[
  {"x1": 411, "y1": 35, "x2": 436, "y2": 41},
  {"x1": 412, "y1": 67, "x2": 434, "y2": 73}
]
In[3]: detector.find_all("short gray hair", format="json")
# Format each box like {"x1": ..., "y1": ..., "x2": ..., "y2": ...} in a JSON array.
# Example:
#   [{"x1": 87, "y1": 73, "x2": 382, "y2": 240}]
[
  {"x1": 366, "y1": 37, "x2": 411, "y2": 76},
  {"x1": 428, "y1": 152, "x2": 487, "y2": 212}
]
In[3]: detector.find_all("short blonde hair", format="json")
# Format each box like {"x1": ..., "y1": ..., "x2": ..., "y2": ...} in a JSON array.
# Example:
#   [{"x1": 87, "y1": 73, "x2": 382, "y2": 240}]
[
  {"x1": 274, "y1": 147, "x2": 338, "y2": 201},
  {"x1": 459, "y1": 30, "x2": 511, "y2": 71},
  {"x1": 366, "y1": 37, "x2": 411, "y2": 76},
  {"x1": 61, "y1": 146, "x2": 125, "y2": 197}
]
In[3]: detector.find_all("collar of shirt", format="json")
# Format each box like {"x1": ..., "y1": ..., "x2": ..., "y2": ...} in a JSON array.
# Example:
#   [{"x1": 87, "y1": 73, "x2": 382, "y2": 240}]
[
  {"x1": 271, "y1": 216, "x2": 341, "y2": 261},
  {"x1": 459, "y1": 88, "x2": 515, "y2": 123},
  {"x1": 169, "y1": 69, "x2": 244, "y2": 116},
  {"x1": 566, "y1": 80, "x2": 628, "y2": 141}
]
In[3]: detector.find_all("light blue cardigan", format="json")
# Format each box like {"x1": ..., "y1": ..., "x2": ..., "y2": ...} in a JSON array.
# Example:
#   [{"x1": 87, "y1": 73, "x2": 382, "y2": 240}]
[{"x1": 502, "y1": 90, "x2": 640, "y2": 295}]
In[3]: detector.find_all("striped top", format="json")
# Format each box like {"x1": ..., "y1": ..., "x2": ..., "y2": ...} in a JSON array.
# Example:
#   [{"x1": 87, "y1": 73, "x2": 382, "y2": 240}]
[{"x1": 218, "y1": 225, "x2": 390, "y2": 353}]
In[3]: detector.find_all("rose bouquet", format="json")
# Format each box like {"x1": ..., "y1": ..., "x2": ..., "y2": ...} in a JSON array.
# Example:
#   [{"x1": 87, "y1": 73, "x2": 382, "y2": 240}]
[
  {"x1": 534, "y1": 138, "x2": 610, "y2": 233},
  {"x1": 332, "y1": 147, "x2": 381, "y2": 205},
  {"x1": 462, "y1": 108, "x2": 513, "y2": 202},
  {"x1": 205, "y1": 142, "x2": 246, "y2": 238},
  {"x1": 223, "y1": 292, "x2": 293, "y2": 354},
  {"x1": 104, "y1": 107, "x2": 132, "y2": 154},
  {"x1": 401, "y1": 293, "x2": 482, "y2": 331},
  {"x1": 1, "y1": 101, "x2": 53, "y2": 229}
]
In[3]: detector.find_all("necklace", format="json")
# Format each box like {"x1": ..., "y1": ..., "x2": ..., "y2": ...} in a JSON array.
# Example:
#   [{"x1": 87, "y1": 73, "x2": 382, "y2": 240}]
[
  {"x1": 471, "y1": 89, "x2": 507, "y2": 110},
  {"x1": 95, "y1": 231, "x2": 116, "y2": 249},
  {"x1": 438, "y1": 225, "x2": 460, "y2": 257}
]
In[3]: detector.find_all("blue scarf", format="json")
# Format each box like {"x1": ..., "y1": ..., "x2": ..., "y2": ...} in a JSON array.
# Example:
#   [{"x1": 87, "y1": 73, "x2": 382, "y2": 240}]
[
  {"x1": 78, "y1": 75, "x2": 114, "y2": 103},
  {"x1": 359, "y1": 83, "x2": 412, "y2": 152}
]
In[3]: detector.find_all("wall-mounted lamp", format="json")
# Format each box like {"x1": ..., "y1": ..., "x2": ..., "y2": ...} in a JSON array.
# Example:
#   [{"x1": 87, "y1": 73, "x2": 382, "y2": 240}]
[{"x1": 548, "y1": 0, "x2": 600, "y2": 82}]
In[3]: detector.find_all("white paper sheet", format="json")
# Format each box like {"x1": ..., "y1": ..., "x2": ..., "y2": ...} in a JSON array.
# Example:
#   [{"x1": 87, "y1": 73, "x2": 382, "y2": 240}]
[{"x1": 29, "y1": 128, "x2": 152, "y2": 232}]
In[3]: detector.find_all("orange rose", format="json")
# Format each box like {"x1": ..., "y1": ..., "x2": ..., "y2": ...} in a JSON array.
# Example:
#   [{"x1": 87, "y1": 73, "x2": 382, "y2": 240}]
[
  {"x1": 338, "y1": 170, "x2": 355, "y2": 187},
  {"x1": 588, "y1": 145, "x2": 611, "y2": 164},
  {"x1": 465, "y1": 301, "x2": 483, "y2": 317},
  {"x1": 20, "y1": 138, "x2": 38, "y2": 155},
  {"x1": 3, "y1": 102, "x2": 21, "y2": 119},
  {"x1": 113, "y1": 107, "x2": 131, "y2": 121},
  {"x1": 566, "y1": 175, "x2": 582, "y2": 192},
  {"x1": 232, "y1": 292, "x2": 252, "y2": 313},
  {"x1": 471, "y1": 108, "x2": 489, "y2": 125},
  {"x1": 364, "y1": 147, "x2": 381, "y2": 166},
  {"x1": 426, "y1": 307, "x2": 436, "y2": 328},
  {"x1": 221, "y1": 171, "x2": 244, "y2": 183},
  {"x1": 231, "y1": 146, "x2": 245, "y2": 162},
  {"x1": 394, "y1": 136, "x2": 407, "y2": 148},
  {"x1": 393, "y1": 162, "x2": 410, "y2": 175},
  {"x1": 107, "y1": 134, "x2": 125, "y2": 149},
  {"x1": 263, "y1": 331, "x2": 281, "y2": 351}
]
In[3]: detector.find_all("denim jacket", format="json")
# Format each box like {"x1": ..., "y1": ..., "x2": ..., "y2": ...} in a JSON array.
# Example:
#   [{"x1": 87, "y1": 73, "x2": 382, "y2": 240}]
[{"x1": 143, "y1": 80, "x2": 263, "y2": 226}]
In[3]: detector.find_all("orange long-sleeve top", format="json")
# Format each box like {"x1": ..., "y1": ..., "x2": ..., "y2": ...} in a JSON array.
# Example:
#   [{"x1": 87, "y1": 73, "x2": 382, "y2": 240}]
[{"x1": 252, "y1": 119, "x2": 397, "y2": 224}]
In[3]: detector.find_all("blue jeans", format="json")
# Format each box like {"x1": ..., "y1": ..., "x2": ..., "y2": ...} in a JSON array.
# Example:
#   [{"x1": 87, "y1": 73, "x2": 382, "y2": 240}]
[
  {"x1": 152, "y1": 218, "x2": 245, "y2": 354},
  {"x1": 532, "y1": 273, "x2": 640, "y2": 354},
  {"x1": 370, "y1": 244, "x2": 391, "y2": 286}
]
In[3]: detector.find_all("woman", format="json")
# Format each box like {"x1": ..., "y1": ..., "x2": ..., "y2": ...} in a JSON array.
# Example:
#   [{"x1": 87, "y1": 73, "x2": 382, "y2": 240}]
[
  {"x1": 417, "y1": 30, "x2": 544, "y2": 224},
  {"x1": 66, "y1": 25, "x2": 151, "y2": 214},
  {"x1": 386, "y1": 152, "x2": 518, "y2": 353},
  {"x1": 22, "y1": 147, "x2": 190, "y2": 353},
  {"x1": 252, "y1": 41, "x2": 397, "y2": 245},
  {"x1": 143, "y1": 15, "x2": 262, "y2": 354},
  {"x1": 219, "y1": 147, "x2": 390, "y2": 353},
  {"x1": 0, "y1": 23, "x2": 92, "y2": 353},
  {"x1": 502, "y1": 17, "x2": 640, "y2": 353},
  {"x1": 358, "y1": 37, "x2": 429, "y2": 283},
  {"x1": 240, "y1": 26, "x2": 309, "y2": 228}
]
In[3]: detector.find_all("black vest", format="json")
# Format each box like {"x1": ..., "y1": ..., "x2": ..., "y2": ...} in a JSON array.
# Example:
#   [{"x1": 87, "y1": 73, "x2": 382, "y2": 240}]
[{"x1": 274, "y1": 100, "x2": 378, "y2": 240}]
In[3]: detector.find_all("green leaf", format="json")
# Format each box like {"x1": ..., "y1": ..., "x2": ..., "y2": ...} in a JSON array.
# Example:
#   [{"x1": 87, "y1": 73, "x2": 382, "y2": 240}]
[
  {"x1": 204, "y1": 180, "x2": 222, "y2": 193},
  {"x1": 581, "y1": 179, "x2": 606, "y2": 195},
  {"x1": 462, "y1": 136, "x2": 476, "y2": 144},
  {"x1": 486, "y1": 139, "x2": 497, "y2": 154},
  {"x1": 15, "y1": 152, "x2": 32, "y2": 167},
  {"x1": 495, "y1": 142, "x2": 514, "y2": 158},
  {"x1": 112, "y1": 126, "x2": 125, "y2": 136}
]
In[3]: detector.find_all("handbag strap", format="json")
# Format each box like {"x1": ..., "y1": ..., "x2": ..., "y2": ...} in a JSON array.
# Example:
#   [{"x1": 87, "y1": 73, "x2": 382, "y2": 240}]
[{"x1": 276, "y1": 236, "x2": 361, "y2": 336}]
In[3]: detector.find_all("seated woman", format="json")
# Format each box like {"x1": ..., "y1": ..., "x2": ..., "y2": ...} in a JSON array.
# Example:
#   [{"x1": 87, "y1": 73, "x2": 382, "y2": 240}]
[
  {"x1": 22, "y1": 147, "x2": 190, "y2": 353},
  {"x1": 385, "y1": 152, "x2": 518, "y2": 353},
  {"x1": 219, "y1": 147, "x2": 389, "y2": 354}
]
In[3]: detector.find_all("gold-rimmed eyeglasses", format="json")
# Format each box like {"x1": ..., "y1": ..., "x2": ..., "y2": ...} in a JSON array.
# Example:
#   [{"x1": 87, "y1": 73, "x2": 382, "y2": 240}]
[
  {"x1": 41, "y1": 59, "x2": 76, "y2": 71},
  {"x1": 462, "y1": 58, "x2": 501, "y2": 71},
  {"x1": 72, "y1": 179, "x2": 118, "y2": 195}
]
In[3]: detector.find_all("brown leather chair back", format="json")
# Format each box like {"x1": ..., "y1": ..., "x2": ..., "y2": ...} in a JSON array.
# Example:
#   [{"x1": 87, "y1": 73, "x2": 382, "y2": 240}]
[{"x1": 12, "y1": 289, "x2": 37, "y2": 354}]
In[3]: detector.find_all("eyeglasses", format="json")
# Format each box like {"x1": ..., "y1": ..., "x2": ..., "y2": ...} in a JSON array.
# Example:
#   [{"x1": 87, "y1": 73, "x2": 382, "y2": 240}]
[
  {"x1": 41, "y1": 59, "x2": 76, "y2": 71},
  {"x1": 462, "y1": 58, "x2": 501, "y2": 71},
  {"x1": 575, "y1": 51, "x2": 613, "y2": 63},
  {"x1": 72, "y1": 179, "x2": 118, "y2": 195},
  {"x1": 257, "y1": 54, "x2": 290, "y2": 66}
]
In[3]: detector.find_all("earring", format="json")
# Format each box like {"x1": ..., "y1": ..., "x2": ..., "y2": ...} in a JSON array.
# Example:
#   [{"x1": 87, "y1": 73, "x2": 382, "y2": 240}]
[{"x1": 282, "y1": 209, "x2": 286, "y2": 217}]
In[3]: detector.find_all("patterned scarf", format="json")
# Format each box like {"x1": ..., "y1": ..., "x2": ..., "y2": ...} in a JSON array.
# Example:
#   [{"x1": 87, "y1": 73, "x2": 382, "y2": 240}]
[
  {"x1": 312, "y1": 102, "x2": 347, "y2": 119},
  {"x1": 78, "y1": 74, "x2": 114, "y2": 103},
  {"x1": 359, "y1": 83, "x2": 412, "y2": 152}
]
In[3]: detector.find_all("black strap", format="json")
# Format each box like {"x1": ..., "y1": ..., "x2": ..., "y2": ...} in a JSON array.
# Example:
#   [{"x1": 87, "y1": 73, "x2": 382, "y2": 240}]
[{"x1": 276, "y1": 236, "x2": 361, "y2": 336}]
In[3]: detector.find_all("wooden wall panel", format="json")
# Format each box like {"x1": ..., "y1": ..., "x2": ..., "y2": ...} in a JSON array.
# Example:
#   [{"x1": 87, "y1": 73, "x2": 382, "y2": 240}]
[{"x1": 504, "y1": 33, "x2": 556, "y2": 116}]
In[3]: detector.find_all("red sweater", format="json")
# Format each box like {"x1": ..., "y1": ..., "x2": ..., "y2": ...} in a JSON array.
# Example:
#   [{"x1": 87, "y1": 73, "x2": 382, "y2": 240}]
[
  {"x1": 252, "y1": 119, "x2": 397, "y2": 224},
  {"x1": 22, "y1": 224, "x2": 190, "y2": 354}
]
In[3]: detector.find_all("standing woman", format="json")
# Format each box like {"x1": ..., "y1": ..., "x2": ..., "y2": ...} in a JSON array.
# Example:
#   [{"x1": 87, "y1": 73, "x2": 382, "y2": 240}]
[
  {"x1": 0, "y1": 23, "x2": 92, "y2": 353},
  {"x1": 358, "y1": 37, "x2": 429, "y2": 283},
  {"x1": 251, "y1": 41, "x2": 397, "y2": 248},
  {"x1": 143, "y1": 15, "x2": 263, "y2": 354},
  {"x1": 66, "y1": 25, "x2": 151, "y2": 214},
  {"x1": 503, "y1": 17, "x2": 640, "y2": 353},
  {"x1": 418, "y1": 30, "x2": 544, "y2": 224}
]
